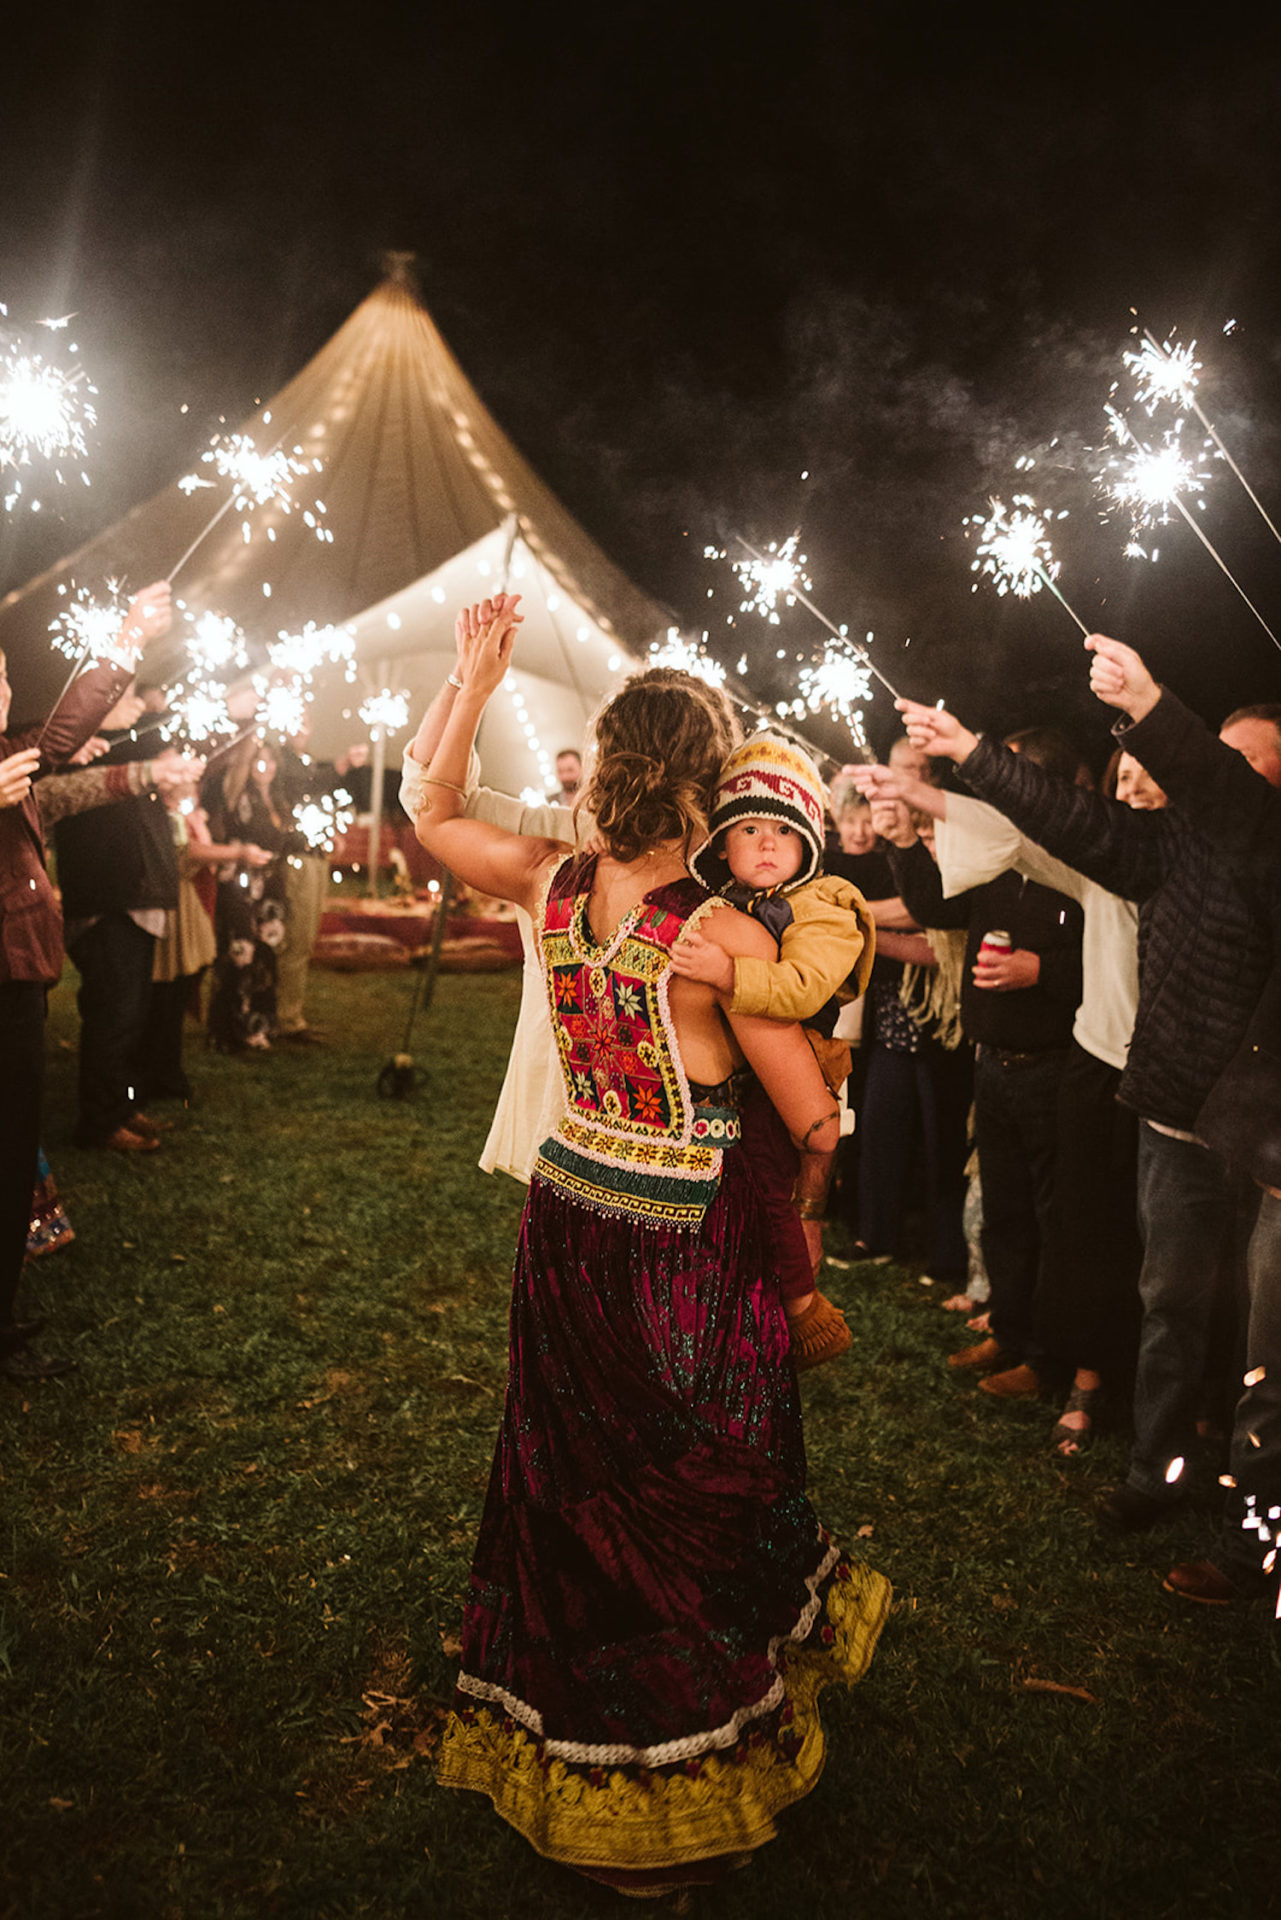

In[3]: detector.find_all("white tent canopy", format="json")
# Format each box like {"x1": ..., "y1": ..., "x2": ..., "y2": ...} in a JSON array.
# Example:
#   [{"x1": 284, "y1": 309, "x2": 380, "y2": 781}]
[
  {"x1": 321, "y1": 521, "x2": 638, "y2": 786},
  {"x1": 0, "y1": 262, "x2": 670, "y2": 734}
]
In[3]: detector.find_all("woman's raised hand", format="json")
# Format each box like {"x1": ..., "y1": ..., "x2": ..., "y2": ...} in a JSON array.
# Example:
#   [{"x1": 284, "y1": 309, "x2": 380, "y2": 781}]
[
  {"x1": 455, "y1": 595, "x2": 524, "y2": 699},
  {"x1": 0, "y1": 746, "x2": 42, "y2": 808},
  {"x1": 894, "y1": 699, "x2": 977, "y2": 764}
]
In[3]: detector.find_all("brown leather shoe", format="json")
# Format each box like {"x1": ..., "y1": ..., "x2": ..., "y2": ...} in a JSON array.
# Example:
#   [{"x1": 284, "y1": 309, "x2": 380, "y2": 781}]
[
  {"x1": 1163, "y1": 1558, "x2": 1242, "y2": 1606},
  {"x1": 104, "y1": 1125, "x2": 159, "y2": 1153},
  {"x1": 947, "y1": 1337, "x2": 1016, "y2": 1372},
  {"x1": 979, "y1": 1363, "x2": 1043, "y2": 1400}
]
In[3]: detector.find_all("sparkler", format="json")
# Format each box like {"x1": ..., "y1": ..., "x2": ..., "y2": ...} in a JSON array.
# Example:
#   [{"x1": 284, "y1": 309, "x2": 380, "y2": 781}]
[
  {"x1": 965, "y1": 496, "x2": 1090, "y2": 636},
  {"x1": 797, "y1": 643, "x2": 874, "y2": 756},
  {"x1": 727, "y1": 534, "x2": 903, "y2": 702},
  {"x1": 0, "y1": 312, "x2": 97, "y2": 512},
  {"x1": 168, "y1": 429, "x2": 330, "y2": 582},
  {"x1": 267, "y1": 621, "x2": 357, "y2": 685},
  {"x1": 1103, "y1": 406, "x2": 1281, "y2": 652},
  {"x1": 47, "y1": 581, "x2": 135, "y2": 667},
  {"x1": 648, "y1": 628, "x2": 728, "y2": 687},
  {"x1": 184, "y1": 608, "x2": 248, "y2": 677},
  {"x1": 719, "y1": 532, "x2": 813, "y2": 624},
  {"x1": 358, "y1": 689, "x2": 411, "y2": 735},
  {"x1": 295, "y1": 790, "x2": 355, "y2": 853},
  {"x1": 260, "y1": 681, "x2": 310, "y2": 739},
  {"x1": 37, "y1": 579, "x2": 143, "y2": 754},
  {"x1": 1128, "y1": 324, "x2": 1281, "y2": 548}
]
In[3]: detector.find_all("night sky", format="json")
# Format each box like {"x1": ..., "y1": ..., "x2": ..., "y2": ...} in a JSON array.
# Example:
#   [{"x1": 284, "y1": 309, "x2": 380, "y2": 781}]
[{"x1": 6, "y1": 6, "x2": 1281, "y2": 758}]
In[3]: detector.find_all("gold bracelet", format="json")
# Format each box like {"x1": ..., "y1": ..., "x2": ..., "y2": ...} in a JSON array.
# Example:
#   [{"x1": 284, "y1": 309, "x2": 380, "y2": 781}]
[
  {"x1": 794, "y1": 1198, "x2": 827, "y2": 1221},
  {"x1": 422, "y1": 774, "x2": 466, "y2": 796}
]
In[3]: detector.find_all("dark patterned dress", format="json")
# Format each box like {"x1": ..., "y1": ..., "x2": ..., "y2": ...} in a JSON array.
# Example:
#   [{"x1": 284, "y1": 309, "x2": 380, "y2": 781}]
[
  {"x1": 203, "y1": 780, "x2": 290, "y2": 1051},
  {"x1": 436, "y1": 855, "x2": 890, "y2": 1887}
]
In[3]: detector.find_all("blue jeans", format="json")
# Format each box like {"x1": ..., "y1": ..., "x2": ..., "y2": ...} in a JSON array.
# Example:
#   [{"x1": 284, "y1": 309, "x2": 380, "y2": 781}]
[
  {"x1": 1217, "y1": 1189, "x2": 1281, "y2": 1580},
  {"x1": 1128, "y1": 1124, "x2": 1247, "y2": 1501}
]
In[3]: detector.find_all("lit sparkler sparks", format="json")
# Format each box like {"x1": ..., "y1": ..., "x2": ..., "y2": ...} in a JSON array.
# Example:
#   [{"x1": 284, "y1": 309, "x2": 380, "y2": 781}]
[
  {"x1": 1123, "y1": 335, "x2": 1201, "y2": 415},
  {"x1": 47, "y1": 581, "x2": 134, "y2": 667},
  {"x1": 169, "y1": 428, "x2": 330, "y2": 581},
  {"x1": 165, "y1": 685, "x2": 239, "y2": 748},
  {"x1": 359, "y1": 689, "x2": 411, "y2": 736},
  {"x1": 798, "y1": 643, "x2": 874, "y2": 727},
  {"x1": 0, "y1": 314, "x2": 97, "y2": 511},
  {"x1": 1124, "y1": 321, "x2": 1281, "y2": 552},
  {"x1": 184, "y1": 608, "x2": 248, "y2": 677},
  {"x1": 1102, "y1": 410, "x2": 1207, "y2": 541},
  {"x1": 1103, "y1": 405, "x2": 1281, "y2": 651},
  {"x1": 260, "y1": 681, "x2": 310, "y2": 739},
  {"x1": 648, "y1": 628, "x2": 728, "y2": 687},
  {"x1": 295, "y1": 790, "x2": 355, "y2": 853},
  {"x1": 723, "y1": 533, "x2": 904, "y2": 703},
  {"x1": 965, "y1": 494, "x2": 1088, "y2": 634},
  {"x1": 714, "y1": 532, "x2": 813, "y2": 625},
  {"x1": 181, "y1": 432, "x2": 325, "y2": 520},
  {"x1": 268, "y1": 621, "x2": 357, "y2": 685}
]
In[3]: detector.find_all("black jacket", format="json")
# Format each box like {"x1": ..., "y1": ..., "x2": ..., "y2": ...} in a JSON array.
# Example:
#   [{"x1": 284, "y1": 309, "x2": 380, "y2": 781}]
[
  {"x1": 956, "y1": 725, "x2": 1272, "y2": 1130},
  {"x1": 54, "y1": 737, "x2": 178, "y2": 922},
  {"x1": 1116, "y1": 689, "x2": 1281, "y2": 1181}
]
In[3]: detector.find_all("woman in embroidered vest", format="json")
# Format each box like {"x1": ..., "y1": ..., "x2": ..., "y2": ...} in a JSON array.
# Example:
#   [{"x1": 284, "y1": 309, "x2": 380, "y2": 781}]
[{"x1": 418, "y1": 598, "x2": 891, "y2": 1895}]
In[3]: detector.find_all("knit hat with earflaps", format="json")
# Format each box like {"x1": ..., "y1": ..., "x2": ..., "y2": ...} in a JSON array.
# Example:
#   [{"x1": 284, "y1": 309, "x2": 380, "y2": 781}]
[{"x1": 690, "y1": 734, "x2": 828, "y2": 893}]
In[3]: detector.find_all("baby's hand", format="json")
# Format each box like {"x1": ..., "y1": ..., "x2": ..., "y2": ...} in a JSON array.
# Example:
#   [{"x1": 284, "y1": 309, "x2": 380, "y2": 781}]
[{"x1": 670, "y1": 928, "x2": 734, "y2": 994}]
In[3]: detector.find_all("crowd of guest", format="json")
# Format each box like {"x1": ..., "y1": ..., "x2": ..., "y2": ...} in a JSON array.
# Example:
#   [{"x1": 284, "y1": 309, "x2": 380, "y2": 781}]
[
  {"x1": 839, "y1": 636, "x2": 1279, "y2": 1612},
  {"x1": 0, "y1": 585, "x2": 350, "y2": 1380},
  {"x1": 2, "y1": 581, "x2": 1276, "y2": 1618}
]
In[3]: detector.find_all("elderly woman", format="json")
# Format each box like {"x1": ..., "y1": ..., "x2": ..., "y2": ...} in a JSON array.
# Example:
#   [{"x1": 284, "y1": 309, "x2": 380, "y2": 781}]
[{"x1": 416, "y1": 600, "x2": 890, "y2": 1894}]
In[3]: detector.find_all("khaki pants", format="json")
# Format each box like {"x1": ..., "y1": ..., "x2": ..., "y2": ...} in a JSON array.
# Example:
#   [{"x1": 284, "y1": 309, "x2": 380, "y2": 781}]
[{"x1": 276, "y1": 854, "x2": 327, "y2": 1033}]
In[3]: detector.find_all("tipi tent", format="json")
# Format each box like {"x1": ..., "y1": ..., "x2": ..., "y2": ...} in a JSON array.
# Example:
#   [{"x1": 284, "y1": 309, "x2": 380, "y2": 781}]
[{"x1": 0, "y1": 259, "x2": 670, "y2": 772}]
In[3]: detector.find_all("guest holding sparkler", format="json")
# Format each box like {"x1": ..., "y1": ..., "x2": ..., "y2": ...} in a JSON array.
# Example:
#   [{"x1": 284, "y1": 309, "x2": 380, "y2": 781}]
[
  {"x1": 895, "y1": 675, "x2": 1275, "y2": 1536},
  {"x1": 0, "y1": 582, "x2": 172, "y2": 1380},
  {"x1": 825, "y1": 770, "x2": 972, "y2": 1285},
  {"x1": 54, "y1": 657, "x2": 201, "y2": 1153},
  {"x1": 865, "y1": 734, "x2": 1085, "y2": 1403},
  {"x1": 1084, "y1": 632, "x2": 1280, "y2": 1608},
  {"x1": 852, "y1": 749, "x2": 1147, "y2": 1454}
]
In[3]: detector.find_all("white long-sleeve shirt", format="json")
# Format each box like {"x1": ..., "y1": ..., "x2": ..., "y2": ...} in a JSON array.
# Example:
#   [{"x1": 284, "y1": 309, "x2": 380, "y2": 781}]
[{"x1": 934, "y1": 792, "x2": 1139, "y2": 1072}]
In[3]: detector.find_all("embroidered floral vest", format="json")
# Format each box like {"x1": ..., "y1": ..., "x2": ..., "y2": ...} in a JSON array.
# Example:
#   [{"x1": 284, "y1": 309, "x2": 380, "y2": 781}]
[{"x1": 533, "y1": 855, "x2": 740, "y2": 1229}]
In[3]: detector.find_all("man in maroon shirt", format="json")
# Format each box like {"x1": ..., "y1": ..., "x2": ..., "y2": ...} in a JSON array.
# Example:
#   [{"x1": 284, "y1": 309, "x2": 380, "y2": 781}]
[{"x1": 0, "y1": 583, "x2": 172, "y2": 1381}]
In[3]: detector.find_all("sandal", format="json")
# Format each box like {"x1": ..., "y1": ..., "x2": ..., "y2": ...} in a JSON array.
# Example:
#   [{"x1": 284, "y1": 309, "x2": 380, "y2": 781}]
[{"x1": 1052, "y1": 1383, "x2": 1105, "y2": 1456}]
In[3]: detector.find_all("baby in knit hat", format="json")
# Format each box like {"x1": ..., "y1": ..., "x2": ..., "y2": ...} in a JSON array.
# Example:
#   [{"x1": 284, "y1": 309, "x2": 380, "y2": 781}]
[{"x1": 673, "y1": 735, "x2": 875, "y2": 1369}]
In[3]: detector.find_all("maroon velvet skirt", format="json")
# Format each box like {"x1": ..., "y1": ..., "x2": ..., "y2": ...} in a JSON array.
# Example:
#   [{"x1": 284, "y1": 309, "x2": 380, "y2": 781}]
[{"x1": 436, "y1": 1139, "x2": 890, "y2": 1883}]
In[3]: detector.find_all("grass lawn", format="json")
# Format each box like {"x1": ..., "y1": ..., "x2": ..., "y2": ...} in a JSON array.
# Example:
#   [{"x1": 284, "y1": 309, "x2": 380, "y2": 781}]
[{"x1": 3, "y1": 963, "x2": 1277, "y2": 1920}]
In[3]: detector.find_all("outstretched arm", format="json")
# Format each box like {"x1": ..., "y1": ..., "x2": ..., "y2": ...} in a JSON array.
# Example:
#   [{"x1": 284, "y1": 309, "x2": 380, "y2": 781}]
[
  {"x1": 1088, "y1": 631, "x2": 1281, "y2": 872},
  {"x1": 414, "y1": 599, "x2": 563, "y2": 910},
  {"x1": 26, "y1": 582, "x2": 174, "y2": 770},
  {"x1": 896, "y1": 695, "x2": 1164, "y2": 902}
]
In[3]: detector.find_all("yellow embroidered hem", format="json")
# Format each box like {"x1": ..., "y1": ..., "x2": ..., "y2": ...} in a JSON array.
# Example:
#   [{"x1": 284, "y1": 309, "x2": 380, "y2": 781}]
[{"x1": 435, "y1": 1558, "x2": 892, "y2": 1872}]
